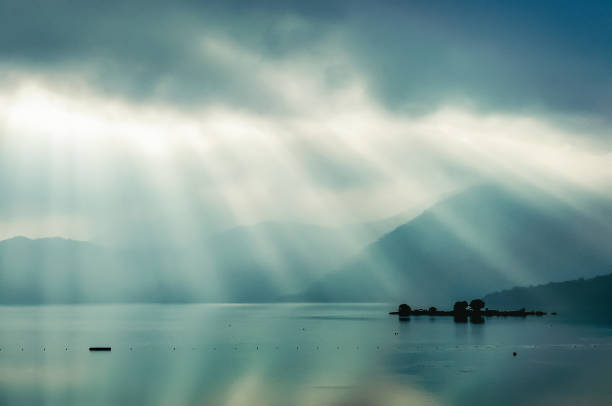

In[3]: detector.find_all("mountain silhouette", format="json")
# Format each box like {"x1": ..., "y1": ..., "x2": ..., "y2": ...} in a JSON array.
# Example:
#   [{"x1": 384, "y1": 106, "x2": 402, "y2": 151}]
[
  {"x1": 297, "y1": 184, "x2": 612, "y2": 305},
  {"x1": 483, "y1": 273, "x2": 612, "y2": 322},
  {"x1": 0, "y1": 215, "x2": 409, "y2": 303},
  {"x1": 0, "y1": 236, "x2": 196, "y2": 303},
  {"x1": 2, "y1": 184, "x2": 610, "y2": 304}
]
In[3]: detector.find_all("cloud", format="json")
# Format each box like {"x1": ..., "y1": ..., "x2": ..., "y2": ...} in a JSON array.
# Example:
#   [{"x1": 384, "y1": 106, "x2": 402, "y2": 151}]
[
  {"x1": 344, "y1": 1, "x2": 612, "y2": 116},
  {"x1": 1, "y1": 73, "x2": 611, "y2": 243},
  {"x1": 0, "y1": 0, "x2": 343, "y2": 113},
  {"x1": 1, "y1": 1, "x2": 611, "y2": 242},
  {"x1": 1, "y1": 0, "x2": 611, "y2": 122}
]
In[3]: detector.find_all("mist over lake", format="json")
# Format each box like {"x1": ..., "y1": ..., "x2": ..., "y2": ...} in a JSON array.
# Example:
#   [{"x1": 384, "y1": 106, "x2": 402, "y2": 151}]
[{"x1": 2, "y1": 0, "x2": 612, "y2": 404}]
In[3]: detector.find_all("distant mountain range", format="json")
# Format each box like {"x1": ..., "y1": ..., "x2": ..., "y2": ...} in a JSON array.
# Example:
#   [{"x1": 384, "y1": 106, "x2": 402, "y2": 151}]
[
  {"x1": 296, "y1": 184, "x2": 612, "y2": 306},
  {"x1": 0, "y1": 212, "x2": 412, "y2": 304},
  {"x1": 1, "y1": 183, "x2": 610, "y2": 304},
  {"x1": 0, "y1": 236, "x2": 200, "y2": 303},
  {"x1": 483, "y1": 273, "x2": 612, "y2": 322}
]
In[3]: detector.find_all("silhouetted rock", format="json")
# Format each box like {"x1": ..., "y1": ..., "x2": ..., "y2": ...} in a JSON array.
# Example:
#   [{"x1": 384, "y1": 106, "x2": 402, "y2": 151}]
[
  {"x1": 469, "y1": 299, "x2": 485, "y2": 312},
  {"x1": 391, "y1": 299, "x2": 546, "y2": 322},
  {"x1": 454, "y1": 301, "x2": 468, "y2": 313},
  {"x1": 453, "y1": 314, "x2": 468, "y2": 323},
  {"x1": 470, "y1": 313, "x2": 485, "y2": 324},
  {"x1": 453, "y1": 301, "x2": 469, "y2": 322},
  {"x1": 468, "y1": 299, "x2": 485, "y2": 323},
  {"x1": 398, "y1": 304, "x2": 411, "y2": 316}
]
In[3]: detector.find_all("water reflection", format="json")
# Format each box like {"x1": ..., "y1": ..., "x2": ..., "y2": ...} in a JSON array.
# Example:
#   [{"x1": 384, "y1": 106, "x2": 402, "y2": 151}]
[
  {"x1": 0, "y1": 304, "x2": 611, "y2": 405},
  {"x1": 470, "y1": 313, "x2": 485, "y2": 324}
]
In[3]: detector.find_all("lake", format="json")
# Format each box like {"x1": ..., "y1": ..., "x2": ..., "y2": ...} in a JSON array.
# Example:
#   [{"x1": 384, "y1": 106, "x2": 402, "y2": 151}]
[{"x1": 1, "y1": 303, "x2": 611, "y2": 405}]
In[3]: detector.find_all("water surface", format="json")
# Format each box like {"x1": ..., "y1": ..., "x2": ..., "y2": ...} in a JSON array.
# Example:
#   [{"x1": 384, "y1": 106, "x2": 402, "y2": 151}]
[{"x1": 1, "y1": 303, "x2": 611, "y2": 405}]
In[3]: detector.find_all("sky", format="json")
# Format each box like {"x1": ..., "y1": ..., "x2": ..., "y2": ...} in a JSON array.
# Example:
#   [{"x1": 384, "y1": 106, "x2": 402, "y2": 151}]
[{"x1": 1, "y1": 0, "x2": 611, "y2": 242}]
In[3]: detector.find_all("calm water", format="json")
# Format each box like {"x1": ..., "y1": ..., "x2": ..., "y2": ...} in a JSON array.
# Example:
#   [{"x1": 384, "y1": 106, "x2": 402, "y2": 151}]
[{"x1": 1, "y1": 303, "x2": 611, "y2": 405}]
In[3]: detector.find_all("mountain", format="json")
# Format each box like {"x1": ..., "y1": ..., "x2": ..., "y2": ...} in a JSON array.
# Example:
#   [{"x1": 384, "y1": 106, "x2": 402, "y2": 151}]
[
  {"x1": 0, "y1": 237, "x2": 113, "y2": 303},
  {"x1": 3, "y1": 185, "x2": 610, "y2": 304},
  {"x1": 340, "y1": 210, "x2": 418, "y2": 242},
  {"x1": 206, "y1": 217, "x2": 415, "y2": 301},
  {"x1": 483, "y1": 273, "x2": 612, "y2": 322},
  {"x1": 0, "y1": 214, "x2": 412, "y2": 303},
  {"x1": 202, "y1": 222, "x2": 361, "y2": 301},
  {"x1": 298, "y1": 184, "x2": 612, "y2": 306},
  {"x1": 0, "y1": 236, "x2": 196, "y2": 303}
]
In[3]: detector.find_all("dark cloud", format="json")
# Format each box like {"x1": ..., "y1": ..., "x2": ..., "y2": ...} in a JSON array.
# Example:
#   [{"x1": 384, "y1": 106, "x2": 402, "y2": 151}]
[
  {"x1": 1, "y1": 0, "x2": 611, "y2": 119},
  {"x1": 0, "y1": 0, "x2": 340, "y2": 112},
  {"x1": 346, "y1": 1, "x2": 612, "y2": 117}
]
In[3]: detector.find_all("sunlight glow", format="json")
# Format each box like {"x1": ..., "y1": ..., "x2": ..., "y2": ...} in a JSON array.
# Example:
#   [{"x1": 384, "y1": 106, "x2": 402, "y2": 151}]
[
  {"x1": 2, "y1": 75, "x2": 611, "y2": 233},
  {"x1": 2, "y1": 68, "x2": 611, "y2": 300}
]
